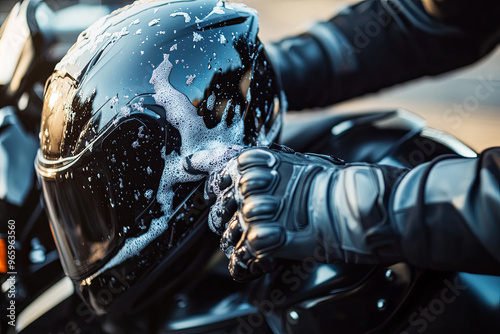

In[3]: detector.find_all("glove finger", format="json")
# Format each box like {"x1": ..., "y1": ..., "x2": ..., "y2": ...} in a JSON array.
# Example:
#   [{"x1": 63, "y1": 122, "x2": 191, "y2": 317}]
[
  {"x1": 238, "y1": 168, "x2": 277, "y2": 198},
  {"x1": 245, "y1": 224, "x2": 286, "y2": 255},
  {"x1": 220, "y1": 215, "x2": 242, "y2": 258},
  {"x1": 229, "y1": 244, "x2": 278, "y2": 281},
  {"x1": 221, "y1": 188, "x2": 238, "y2": 220},
  {"x1": 218, "y1": 169, "x2": 234, "y2": 190},
  {"x1": 241, "y1": 195, "x2": 281, "y2": 223},
  {"x1": 237, "y1": 149, "x2": 277, "y2": 172},
  {"x1": 207, "y1": 185, "x2": 240, "y2": 235},
  {"x1": 207, "y1": 197, "x2": 225, "y2": 234},
  {"x1": 215, "y1": 188, "x2": 239, "y2": 234},
  {"x1": 229, "y1": 245, "x2": 265, "y2": 282},
  {"x1": 228, "y1": 223, "x2": 284, "y2": 281},
  {"x1": 205, "y1": 167, "x2": 233, "y2": 205}
]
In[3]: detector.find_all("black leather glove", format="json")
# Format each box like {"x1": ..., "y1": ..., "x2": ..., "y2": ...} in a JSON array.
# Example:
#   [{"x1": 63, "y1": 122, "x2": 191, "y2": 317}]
[{"x1": 206, "y1": 147, "x2": 409, "y2": 281}]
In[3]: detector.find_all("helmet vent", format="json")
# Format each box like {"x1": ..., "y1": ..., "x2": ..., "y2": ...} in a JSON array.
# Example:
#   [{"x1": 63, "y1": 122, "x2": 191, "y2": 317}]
[{"x1": 199, "y1": 16, "x2": 248, "y2": 31}]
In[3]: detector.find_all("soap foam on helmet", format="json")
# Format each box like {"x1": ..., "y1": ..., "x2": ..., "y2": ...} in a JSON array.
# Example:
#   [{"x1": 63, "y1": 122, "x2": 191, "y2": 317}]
[{"x1": 100, "y1": 54, "x2": 248, "y2": 272}]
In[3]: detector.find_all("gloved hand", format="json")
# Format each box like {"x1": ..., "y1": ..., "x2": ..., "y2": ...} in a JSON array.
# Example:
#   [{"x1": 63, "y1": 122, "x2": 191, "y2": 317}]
[{"x1": 206, "y1": 146, "x2": 409, "y2": 281}]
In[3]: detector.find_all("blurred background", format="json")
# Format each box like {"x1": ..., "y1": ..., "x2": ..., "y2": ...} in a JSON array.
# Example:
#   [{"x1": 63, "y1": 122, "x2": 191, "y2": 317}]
[
  {"x1": 0, "y1": 0, "x2": 125, "y2": 18},
  {"x1": 244, "y1": 0, "x2": 500, "y2": 152},
  {"x1": 1, "y1": 0, "x2": 499, "y2": 151}
]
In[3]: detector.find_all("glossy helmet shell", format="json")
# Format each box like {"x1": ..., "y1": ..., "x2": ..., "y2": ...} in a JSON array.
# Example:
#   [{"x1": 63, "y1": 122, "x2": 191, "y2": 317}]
[{"x1": 36, "y1": 0, "x2": 284, "y2": 315}]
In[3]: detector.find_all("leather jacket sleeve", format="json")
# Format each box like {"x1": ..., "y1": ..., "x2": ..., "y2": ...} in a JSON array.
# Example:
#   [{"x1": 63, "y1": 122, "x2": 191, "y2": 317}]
[
  {"x1": 206, "y1": 146, "x2": 500, "y2": 279},
  {"x1": 388, "y1": 147, "x2": 500, "y2": 275},
  {"x1": 266, "y1": 0, "x2": 500, "y2": 110}
]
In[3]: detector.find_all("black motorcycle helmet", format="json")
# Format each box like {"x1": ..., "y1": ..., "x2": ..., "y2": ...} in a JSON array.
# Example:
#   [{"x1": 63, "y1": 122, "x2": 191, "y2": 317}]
[{"x1": 35, "y1": 0, "x2": 283, "y2": 315}]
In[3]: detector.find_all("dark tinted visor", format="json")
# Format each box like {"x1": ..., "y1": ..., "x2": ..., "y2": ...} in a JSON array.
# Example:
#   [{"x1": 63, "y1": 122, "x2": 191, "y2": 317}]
[
  {"x1": 39, "y1": 156, "x2": 120, "y2": 279},
  {"x1": 36, "y1": 113, "x2": 167, "y2": 280}
]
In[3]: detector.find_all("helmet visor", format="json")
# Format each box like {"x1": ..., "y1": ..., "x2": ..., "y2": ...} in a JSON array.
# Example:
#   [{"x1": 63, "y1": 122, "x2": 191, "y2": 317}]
[
  {"x1": 36, "y1": 115, "x2": 167, "y2": 280},
  {"x1": 37, "y1": 151, "x2": 122, "y2": 280}
]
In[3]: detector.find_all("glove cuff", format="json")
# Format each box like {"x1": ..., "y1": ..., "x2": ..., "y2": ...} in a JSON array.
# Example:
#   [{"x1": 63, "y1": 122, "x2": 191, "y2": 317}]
[{"x1": 309, "y1": 164, "x2": 408, "y2": 264}]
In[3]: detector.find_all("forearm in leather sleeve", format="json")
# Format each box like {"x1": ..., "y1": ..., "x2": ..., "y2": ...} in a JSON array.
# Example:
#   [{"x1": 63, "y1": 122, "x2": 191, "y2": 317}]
[
  {"x1": 266, "y1": 0, "x2": 500, "y2": 110},
  {"x1": 391, "y1": 147, "x2": 500, "y2": 275}
]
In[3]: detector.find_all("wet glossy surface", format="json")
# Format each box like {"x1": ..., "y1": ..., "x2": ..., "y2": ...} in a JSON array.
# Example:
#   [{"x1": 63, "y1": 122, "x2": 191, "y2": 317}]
[
  {"x1": 40, "y1": 0, "x2": 282, "y2": 161},
  {"x1": 37, "y1": 0, "x2": 283, "y2": 315}
]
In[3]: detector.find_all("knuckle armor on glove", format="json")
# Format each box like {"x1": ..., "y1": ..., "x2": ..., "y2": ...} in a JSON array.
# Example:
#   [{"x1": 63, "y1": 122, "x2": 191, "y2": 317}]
[{"x1": 207, "y1": 147, "x2": 408, "y2": 281}]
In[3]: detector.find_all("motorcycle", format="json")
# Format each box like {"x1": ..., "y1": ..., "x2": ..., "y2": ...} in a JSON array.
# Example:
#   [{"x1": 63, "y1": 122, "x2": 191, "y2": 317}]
[{"x1": 1, "y1": 0, "x2": 500, "y2": 333}]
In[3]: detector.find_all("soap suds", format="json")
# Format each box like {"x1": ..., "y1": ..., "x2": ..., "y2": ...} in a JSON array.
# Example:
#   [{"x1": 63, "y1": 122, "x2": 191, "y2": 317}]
[
  {"x1": 100, "y1": 54, "x2": 246, "y2": 271},
  {"x1": 204, "y1": 154, "x2": 243, "y2": 237},
  {"x1": 170, "y1": 12, "x2": 191, "y2": 23},
  {"x1": 185, "y1": 74, "x2": 196, "y2": 86},
  {"x1": 148, "y1": 18, "x2": 160, "y2": 26},
  {"x1": 218, "y1": 33, "x2": 227, "y2": 44},
  {"x1": 193, "y1": 32, "x2": 204, "y2": 42}
]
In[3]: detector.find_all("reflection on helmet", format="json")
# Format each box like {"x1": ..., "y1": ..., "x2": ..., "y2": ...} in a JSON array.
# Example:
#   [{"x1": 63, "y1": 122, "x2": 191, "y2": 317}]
[{"x1": 35, "y1": 0, "x2": 284, "y2": 315}]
